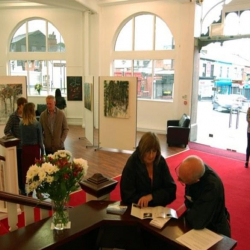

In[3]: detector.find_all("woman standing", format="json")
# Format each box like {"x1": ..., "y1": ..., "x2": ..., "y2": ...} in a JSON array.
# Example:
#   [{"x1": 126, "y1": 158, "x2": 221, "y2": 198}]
[
  {"x1": 246, "y1": 107, "x2": 250, "y2": 168},
  {"x1": 55, "y1": 89, "x2": 67, "y2": 110},
  {"x1": 20, "y1": 103, "x2": 44, "y2": 193}
]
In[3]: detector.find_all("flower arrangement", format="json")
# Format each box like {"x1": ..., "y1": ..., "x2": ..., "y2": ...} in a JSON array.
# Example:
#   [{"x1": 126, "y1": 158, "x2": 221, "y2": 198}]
[
  {"x1": 26, "y1": 150, "x2": 88, "y2": 230},
  {"x1": 26, "y1": 150, "x2": 88, "y2": 201},
  {"x1": 34, "y1": 83, "x2": 42, "y2": 94}
]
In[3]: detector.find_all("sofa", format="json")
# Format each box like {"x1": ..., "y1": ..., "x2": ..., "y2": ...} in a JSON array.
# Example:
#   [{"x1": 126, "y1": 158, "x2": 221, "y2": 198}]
[{"x1": 166, "y1": 114, "x2": 190, "y2": 148}]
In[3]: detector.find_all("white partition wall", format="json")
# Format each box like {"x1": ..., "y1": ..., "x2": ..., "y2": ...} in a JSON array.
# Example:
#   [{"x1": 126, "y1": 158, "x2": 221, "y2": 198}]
[
  {"x1": 99, "y1": 76, "x2": 137, "y2": 151},
  {"x1": 84, "y1": 76, "x2": 95, "y2": 146}
]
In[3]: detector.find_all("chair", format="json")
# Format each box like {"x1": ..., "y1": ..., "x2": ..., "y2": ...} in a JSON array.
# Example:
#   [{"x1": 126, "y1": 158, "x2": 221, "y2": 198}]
[
  {"x1": 36, "y1": 104, "x2": 47, "y2": 121},
  {"x1": 166, "y1": 114, "x2": 190, "y2": 148}
]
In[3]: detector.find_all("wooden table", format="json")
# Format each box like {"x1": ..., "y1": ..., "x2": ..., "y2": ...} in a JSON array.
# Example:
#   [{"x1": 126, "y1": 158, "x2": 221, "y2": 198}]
[{"x1": 0, "y1": 201, "x2": 237, "y2": 250}]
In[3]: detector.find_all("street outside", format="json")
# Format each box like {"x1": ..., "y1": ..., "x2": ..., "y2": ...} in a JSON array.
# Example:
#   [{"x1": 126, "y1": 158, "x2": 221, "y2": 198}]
[{"x1": 194, "y1": 100, "x2": 249, "y2": 154}]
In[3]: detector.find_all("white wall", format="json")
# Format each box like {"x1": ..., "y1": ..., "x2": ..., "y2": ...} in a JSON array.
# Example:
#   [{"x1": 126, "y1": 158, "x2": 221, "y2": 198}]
[{"x1": 97, "y1": 1, "x2": 196, "y2": 133}]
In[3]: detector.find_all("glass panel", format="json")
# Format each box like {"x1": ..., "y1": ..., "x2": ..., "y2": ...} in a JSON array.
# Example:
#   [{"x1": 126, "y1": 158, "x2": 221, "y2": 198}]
[
  {"x1": 28, "y1": 20, "x2": 46, "y2": 52},
  {"x1": 154, "y1": 60, "x2": 174, "y2": 100},
  {"x1": 134, "y1": 60, "x2": 152, "y2": 99},
  {"x1": 115, "y1": 20, "x2": 133, "y2": 51},
  {"x1": 155, "y1": 17, "x2": 174, "y2": 50},
  {"x1": 48, "y1": 23, "x2": 65, "y2": 52},
  {"x1": 224, "y1": 13, "x2": 239, "y2": 36},
  {"x1": 113, "y1": 60, "x2": 132, "y2": 76},
  {"x1": 134, "y1": 15, "x2": 153, "y2": 51},
  {"x1": 239, "y1": 10, "x2": 250, "y2": 35},
  {"x1": 48, "y1": 60, "x2": 67, "y2": 95},
  {"x1": 10, "y1": 23, "x2": 27, "y2": 52}
]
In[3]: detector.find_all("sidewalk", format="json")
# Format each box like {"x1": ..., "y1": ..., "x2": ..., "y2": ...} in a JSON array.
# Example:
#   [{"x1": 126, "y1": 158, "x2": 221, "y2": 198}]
[{"x1": 194, "y1": 101, "x2": 247, "y2": 154}]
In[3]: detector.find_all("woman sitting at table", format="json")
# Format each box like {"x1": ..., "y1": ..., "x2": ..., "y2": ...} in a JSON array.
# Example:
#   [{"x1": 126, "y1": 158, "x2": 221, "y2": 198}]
[{"x1": 120, "y1": 132, "x2": 176, "y2": 207}]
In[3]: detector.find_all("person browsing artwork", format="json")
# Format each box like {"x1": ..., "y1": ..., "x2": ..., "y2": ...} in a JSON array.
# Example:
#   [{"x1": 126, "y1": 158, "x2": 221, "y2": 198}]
[
  {"x1": 55, "y1": 89, "x2": 67, "y2": 110},
  {"x1": 176, "y1": 155, "x2": 231, "y2": 237},
  {"x1": 120, "y1": 132, "x2": 176, "y2": 207},
  {"x1": 4, "y1": 97, "x2": 27, "y2": 195},
  {"x1": 39, "y1": 95, "x2": 69, "y2": 155},
  {"x1": 19, "y1": 102, "x2": 44, "y2": 194}
]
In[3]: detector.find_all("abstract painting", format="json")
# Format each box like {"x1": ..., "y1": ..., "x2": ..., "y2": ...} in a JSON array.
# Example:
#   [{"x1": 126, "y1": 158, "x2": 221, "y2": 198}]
[
  {"x1": 104, "y1": 80, "x2": 129, "y2": 118},
  {"x1": 67, "y1": 76, "x2": 82, "y2": 101},
  {"x1": 0, "y1": 84, "x2": 23, "y2": 124},
  {"x1": 84, "y1": 83, "x2": 92, "y2": 111}
]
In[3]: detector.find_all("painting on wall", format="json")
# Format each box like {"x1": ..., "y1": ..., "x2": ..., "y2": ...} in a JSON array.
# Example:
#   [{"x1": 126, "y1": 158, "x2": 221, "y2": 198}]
[
  {"x1": 0, "y1": 84, "x2": 23, "y2": 125},
  {"x1": 84, "y1": 83, "x2": 93, "y2": 111},
  {"x1": 104, "y1": 80, "x2": 129, "y2": 118},
  {"x1": 67, "y1": 76, "x2": 82, "y2": 101}
]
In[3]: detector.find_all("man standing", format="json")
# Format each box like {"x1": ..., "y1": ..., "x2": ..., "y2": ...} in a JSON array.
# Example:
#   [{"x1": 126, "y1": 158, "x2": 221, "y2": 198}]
[
  {"x1": 4, "y1": 97, "x2": 27, "y2": 195},
  {"x1": 177, "y1": 155, "x2": 231, "y2": 237},
  {"x1": 39, "y1": 95, "x2": 69, "y2": 155}
]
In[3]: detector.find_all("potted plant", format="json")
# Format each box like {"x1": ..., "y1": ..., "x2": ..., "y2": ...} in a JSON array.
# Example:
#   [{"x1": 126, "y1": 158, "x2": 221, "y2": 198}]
[{"x1": 35, "y1": 83, "x2": 42, "y2": 95}]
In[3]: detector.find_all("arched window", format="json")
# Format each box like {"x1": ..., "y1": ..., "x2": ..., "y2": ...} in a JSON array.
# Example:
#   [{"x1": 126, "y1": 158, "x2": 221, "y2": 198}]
[
  {"x1": 9, "y1": 19, "x2": 66, "y2": 96},
  {"x1": 113, "y1": 14, "x2": 175, "y2": 101},
  {"x1": 239, "y1": 10, "x2": 250, "y2": 35},
  {"x1": 224, "y1": 12, "x2": 239, "y2": 36}
]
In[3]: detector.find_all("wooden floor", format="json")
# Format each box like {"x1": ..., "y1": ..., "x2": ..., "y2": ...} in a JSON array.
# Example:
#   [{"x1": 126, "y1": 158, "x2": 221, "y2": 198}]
[{"x1": 64, "y1": 125, "x2": 187, "y2": 179}]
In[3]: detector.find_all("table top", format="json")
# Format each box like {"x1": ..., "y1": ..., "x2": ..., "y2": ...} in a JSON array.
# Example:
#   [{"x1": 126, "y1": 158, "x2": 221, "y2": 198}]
[{"x1": 0, "y1": 201, "x2": 237, "y2": 250}]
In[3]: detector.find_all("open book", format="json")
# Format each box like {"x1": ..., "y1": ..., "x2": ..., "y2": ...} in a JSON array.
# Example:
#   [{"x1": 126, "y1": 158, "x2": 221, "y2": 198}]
[{"x1": 131, "y1": 203, "x2": 178, "y2": 229}]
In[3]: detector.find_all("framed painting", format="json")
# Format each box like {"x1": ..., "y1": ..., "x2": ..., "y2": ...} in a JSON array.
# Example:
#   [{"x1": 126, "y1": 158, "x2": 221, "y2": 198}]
[
  {"x1": 84, "y1": 82, "x2": 93, "y2": 111},
  {"x1": 0, "y1": 76, "x2": 27, "y2": 125},
  {"x1": 103, "y1": 80, "x2": 129, "y2": 118},
  {"x1": 67, "y1": 76, "x2": 82, "y2": 101}
]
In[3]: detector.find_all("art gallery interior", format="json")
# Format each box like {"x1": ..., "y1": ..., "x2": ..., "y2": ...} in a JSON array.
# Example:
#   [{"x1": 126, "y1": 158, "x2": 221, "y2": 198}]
[{"x1": 0, "y1": 0, "x2": 250, "y2": 143}]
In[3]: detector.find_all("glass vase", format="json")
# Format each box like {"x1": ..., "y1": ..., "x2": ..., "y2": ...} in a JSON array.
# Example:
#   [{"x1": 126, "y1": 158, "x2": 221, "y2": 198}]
[{"x1": 51, "y1": 198, "x2": 69, "y2": 230}]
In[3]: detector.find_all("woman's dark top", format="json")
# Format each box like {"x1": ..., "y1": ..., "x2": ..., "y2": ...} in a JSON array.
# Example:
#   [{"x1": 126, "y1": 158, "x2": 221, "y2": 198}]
[
  {"x1": 120, "y1": 148, "x2": 176, "y2": 207},
  {"x1": 185, "y1": 164, "x2": 231, "y2": 237},
  {"x1": 56, "y1": 96, "x2": 67, "y2": 110}
]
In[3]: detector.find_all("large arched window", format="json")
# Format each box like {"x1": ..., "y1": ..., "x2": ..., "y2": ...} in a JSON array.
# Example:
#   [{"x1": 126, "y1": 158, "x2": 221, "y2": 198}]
[
  {"x1": 9, "y1": 19, "x2": 66, "y2": 96},
  {"x1": 113, "y1": 14, "x2": 175, "y2": 101}
]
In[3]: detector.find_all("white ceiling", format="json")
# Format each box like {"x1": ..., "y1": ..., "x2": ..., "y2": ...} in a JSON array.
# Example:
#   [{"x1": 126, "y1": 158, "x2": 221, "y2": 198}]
[{"x1": 0, "y1": 0, "x2": 192, "y2": 12}]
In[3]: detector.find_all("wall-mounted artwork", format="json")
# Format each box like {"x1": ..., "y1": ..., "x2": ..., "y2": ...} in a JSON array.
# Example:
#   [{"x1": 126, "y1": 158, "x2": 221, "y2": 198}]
[
  {"x1": 0, "y1": 76, "x2": 27, "y2": 125},
  {"x1": 84, "y1": 83, "x2": 93, "y2": 111},
  {"x1": 104, "y1": 80, "x2": 129, "y2": 118},
  {"x1": 67, "y1": 76, "x2": 82, "y2": 101}
]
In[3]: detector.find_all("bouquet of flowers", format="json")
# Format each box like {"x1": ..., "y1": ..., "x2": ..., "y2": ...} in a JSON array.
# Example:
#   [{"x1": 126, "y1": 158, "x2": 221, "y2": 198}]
[
  {"x1": 26, "y1": 150, "x2": 88, "y2": 229},
  {"x1": 26, "y1": 150, "x2": 88, "y2": 201},
  {"x1": 34, "y1": 83, "x2": 42, "y2": 94}
]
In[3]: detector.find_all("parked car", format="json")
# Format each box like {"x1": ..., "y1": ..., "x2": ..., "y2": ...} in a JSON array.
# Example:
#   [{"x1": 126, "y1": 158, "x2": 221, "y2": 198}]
[{"x1": 212, "y1": 94, "x2": 247, "y2": 112}]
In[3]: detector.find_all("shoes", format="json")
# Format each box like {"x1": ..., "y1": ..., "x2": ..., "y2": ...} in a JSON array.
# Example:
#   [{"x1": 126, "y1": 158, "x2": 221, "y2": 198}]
[{"x1": 245, "y1": 162, "x2": 248, "y2": 168}]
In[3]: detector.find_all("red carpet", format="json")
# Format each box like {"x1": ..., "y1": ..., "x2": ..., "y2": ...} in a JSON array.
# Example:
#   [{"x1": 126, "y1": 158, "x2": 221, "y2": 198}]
[
  {"x1": 1, "y1": 150, "x2": 249, "y2": 250},
  {"x1": 167, "y1": 149, "x2": 249, "y2": 250},
  {"x1": 189, "y1": 141, "x2": 245, "y2": 161}
]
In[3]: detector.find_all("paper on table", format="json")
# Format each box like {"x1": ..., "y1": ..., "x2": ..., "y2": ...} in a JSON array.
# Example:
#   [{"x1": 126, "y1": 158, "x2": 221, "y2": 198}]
[{"x1": 176, "y1": 228, "x2": 223, "y2": 250}]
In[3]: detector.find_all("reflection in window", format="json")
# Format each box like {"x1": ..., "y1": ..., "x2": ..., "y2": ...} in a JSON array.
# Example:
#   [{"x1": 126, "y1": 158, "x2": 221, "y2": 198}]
[
  {"x1": 10, "y1": 23, "x2": 27, "y2": 52},
  {"x1": 114, "y1": 14, "x2": 174, "y2": 101},
  {"x1": 28, "y1": 20, "x2": 46, "y2": 52},
  {"x1": 9, "y1": 59, "x2": 66, "y2": 96},
  {"x1": 10, "y1": 19, "x2": 65, "y2": 53},
  {"x1": 9, "y1": 18, "x2": 66, "y2": 96},
  {"x1": 113, "y1": 59, "x2": 175, "y2": 100}
]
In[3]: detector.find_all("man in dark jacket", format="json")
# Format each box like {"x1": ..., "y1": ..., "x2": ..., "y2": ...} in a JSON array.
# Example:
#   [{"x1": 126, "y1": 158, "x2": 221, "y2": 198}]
[{"x1": 177, "y1": 155, "x2": 231, "y2": 237}]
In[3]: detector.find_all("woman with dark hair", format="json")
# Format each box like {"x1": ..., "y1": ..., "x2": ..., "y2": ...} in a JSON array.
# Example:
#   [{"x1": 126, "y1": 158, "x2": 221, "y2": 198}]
[
  {"x1": 20, "y1": 102, "x2": 44, "y2": 194},
  {"x1": 120, "y1": 132, "x2": 176, "y2": 207},
  {"x1": 55, "y1": 89, "x2": 67, "y2": 110}
]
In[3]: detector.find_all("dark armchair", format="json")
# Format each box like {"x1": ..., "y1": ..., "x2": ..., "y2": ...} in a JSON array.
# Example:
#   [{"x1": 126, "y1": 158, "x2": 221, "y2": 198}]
[{"x1": 166, "y1": 114, "x2": 190, "y2": 148}]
